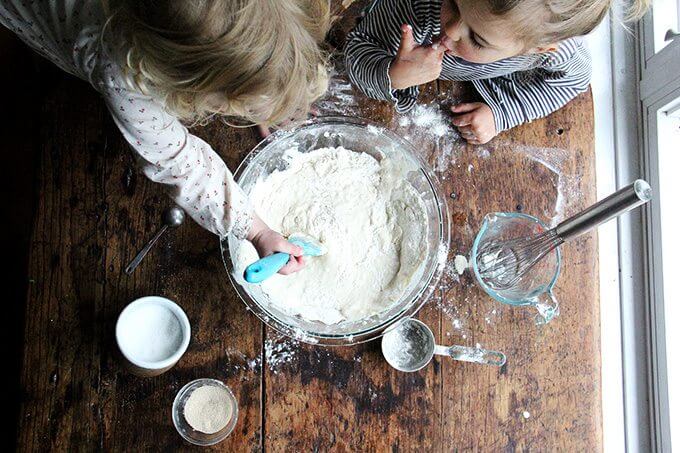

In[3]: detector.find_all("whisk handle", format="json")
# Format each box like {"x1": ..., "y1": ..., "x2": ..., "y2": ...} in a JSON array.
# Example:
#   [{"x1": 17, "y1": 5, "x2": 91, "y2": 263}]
[{"x1": 555, "y1": 179, "x2": 652, "y2": 241}]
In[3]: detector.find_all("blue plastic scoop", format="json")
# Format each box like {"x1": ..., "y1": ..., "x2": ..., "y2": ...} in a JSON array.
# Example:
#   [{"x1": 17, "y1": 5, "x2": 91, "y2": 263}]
[{"x1": 243, "y1": 233, "x2": 327, "y2": 284}]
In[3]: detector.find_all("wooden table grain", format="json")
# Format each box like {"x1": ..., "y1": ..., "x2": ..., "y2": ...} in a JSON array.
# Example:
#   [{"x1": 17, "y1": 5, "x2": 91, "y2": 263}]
[{"x1": 11, "y1": 2, "x2": 601, "y2": 451}]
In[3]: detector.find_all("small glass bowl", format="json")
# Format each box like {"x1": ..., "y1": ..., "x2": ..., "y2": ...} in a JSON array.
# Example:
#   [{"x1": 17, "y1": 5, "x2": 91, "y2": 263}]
[{"x1": 172, "y1": 379, "x2": 239, "y2": 446}]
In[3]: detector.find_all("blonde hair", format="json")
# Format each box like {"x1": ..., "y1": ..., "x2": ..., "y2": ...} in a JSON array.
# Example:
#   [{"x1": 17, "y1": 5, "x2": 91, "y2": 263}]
[
  {"x1": 106, "y1": 0, "x2": 331, "y2": 127},
  {"x1": 486, "y1": 0, "x2": 652, "y2": 46}
]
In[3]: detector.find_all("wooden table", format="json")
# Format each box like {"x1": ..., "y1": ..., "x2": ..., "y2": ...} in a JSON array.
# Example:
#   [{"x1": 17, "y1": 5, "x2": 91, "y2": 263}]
[{"x1": 10, "y1": 2, "x2": 601, "y2": 450}]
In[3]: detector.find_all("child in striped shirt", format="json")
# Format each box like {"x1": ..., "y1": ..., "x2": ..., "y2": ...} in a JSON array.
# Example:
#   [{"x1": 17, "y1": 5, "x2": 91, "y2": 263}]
[{"x1": 346, "y1": 0, "x2": 649, "y2": 144}]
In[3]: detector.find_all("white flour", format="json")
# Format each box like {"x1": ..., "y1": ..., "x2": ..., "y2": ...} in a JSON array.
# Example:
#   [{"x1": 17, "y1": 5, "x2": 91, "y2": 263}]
[
  {"x1": 454, "y1": 254, "x2": 468, "y2": 275},
  {"x1": 393, "y1": 102, "x2": 464, "y2": 173},
  {"x1": 398, "y1": 104, "x2": 451, "y2": 138},
  {"x1": 234, "y1": 147, "x2": 428, "y2": 324}
]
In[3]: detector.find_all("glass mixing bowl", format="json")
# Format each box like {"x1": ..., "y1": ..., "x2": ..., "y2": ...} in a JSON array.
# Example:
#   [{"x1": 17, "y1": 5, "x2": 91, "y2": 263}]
[{"x1": 220, "y1": 116, "x2": 450, "y2": 346}]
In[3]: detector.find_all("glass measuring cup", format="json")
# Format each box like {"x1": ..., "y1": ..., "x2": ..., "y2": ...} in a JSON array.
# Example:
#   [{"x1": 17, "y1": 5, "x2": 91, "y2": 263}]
[{"x1": 471, "y1": 213, "x2": 561, "y2": 324}]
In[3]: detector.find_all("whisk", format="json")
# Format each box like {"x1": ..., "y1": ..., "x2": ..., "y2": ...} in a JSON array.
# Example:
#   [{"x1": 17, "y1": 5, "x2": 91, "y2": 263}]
[{"x1": 477, "y1": 180, "x2": 652, "y2": 291}]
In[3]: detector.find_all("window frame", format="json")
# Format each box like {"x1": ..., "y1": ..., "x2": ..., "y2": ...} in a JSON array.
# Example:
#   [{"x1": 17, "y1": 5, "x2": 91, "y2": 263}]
[{"x1": 614, "y1": 2, "x2": 680, "y2": 451}]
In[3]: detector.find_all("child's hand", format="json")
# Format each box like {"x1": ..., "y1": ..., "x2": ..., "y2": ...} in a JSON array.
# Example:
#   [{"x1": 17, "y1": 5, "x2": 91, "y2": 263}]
[
  {"x1": 451, "y1": 103, "x2": 497, "y2": 144},
  {"x1": 389, "y1": 24, "x2": 445, "y2": 90},
  {"x1": 255, "y1": 124, "x2": 272, "y2": 139},
  {"x1": 247, "y1": 215, "x2": 305, "y2": 275}
]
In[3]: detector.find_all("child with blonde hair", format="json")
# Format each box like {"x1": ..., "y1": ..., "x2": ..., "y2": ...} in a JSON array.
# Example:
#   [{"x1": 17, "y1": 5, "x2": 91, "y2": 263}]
[
  {"x1": 346, "y1": 0, "x2": 649, "y2": 144},
  {"x1": 0, "y1": 0, "x2": 330, "y2": 274}
]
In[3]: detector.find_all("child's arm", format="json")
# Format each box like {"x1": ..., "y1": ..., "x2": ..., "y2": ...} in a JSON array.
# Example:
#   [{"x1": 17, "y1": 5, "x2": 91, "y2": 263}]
[
  {"x1": 101, "y1": 79, "x2": 304, "y2": 273},
  {"x1": 345, "y1": 0, "x2": 439, "y2": 112},
  {"x1": 104, "y1": 83, "x2": 254, "y2": 238},
  {"x1": 469, "y1": 39, "x2": 591, "y2": 139}
]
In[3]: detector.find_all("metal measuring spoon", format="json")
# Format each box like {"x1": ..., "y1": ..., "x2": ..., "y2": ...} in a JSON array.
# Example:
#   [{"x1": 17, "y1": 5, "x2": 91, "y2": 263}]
[
  {"x1": 125, "y1": 207, "x2": 185, "y2": 275},
  {"x1": 381, "y1": 319, "x2": 506, "y2": 372}
]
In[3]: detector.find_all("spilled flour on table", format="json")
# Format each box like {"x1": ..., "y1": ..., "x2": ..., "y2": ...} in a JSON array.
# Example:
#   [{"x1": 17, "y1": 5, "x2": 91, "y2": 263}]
[
  {"x1": 224, "y1": 334, "x2": 300, "y2": 376},
  {"x1": 398, "y1": 104, "x2": 451, "y2": 137},
  {"x1": 223, "y1": 333, "x2": 368, "y2": 378},
  {"x1": 477, "y1": 148, "x2": 491, "y2": 159},
  {"x1": 264, "y1": 336, "x2": 299, "y2": 372},
  {"x1": 313, "y1": 68, "x2": 361, "y2": 117},
  {"x1": 393, "y1": 102, "x2": 464, "y2": 173},
  {"x1": 313, "y1": 61, "x2": 465, "y2": 174}
]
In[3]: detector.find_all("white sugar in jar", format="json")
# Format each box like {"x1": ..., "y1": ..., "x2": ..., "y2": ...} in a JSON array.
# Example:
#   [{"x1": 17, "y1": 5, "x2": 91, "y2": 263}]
[{"x1": 115, "y1": 296, "x2": 191, "y2": 376}]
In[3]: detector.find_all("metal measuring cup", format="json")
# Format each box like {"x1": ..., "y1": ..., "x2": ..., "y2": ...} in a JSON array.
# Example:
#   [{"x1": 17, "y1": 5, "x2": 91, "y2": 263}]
[{"x1": 381, "y1": 319, "x2": 506, "y2": 372}]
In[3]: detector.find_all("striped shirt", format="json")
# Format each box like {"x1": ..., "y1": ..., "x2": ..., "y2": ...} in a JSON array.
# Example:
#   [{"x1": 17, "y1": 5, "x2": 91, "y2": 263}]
[{"x1": 345, "y1": 0, "x2": 592, "y2": 133}]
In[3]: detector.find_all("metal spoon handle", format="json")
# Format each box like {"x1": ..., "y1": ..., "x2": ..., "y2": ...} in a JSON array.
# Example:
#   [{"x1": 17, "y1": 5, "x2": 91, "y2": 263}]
[
  {"x1": 434, "y1": 344, "x2": 507, "y2": 367},
  {"x1": 125, "y1": 225, "x2": 169, "y2": 275},
  {"x1": 555, "y1": 179, "x2": 652, "y2": 241}
]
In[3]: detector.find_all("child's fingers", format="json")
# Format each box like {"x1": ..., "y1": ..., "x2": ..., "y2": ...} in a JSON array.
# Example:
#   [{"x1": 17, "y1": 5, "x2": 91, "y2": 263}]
[
  {"x1": 397, "y1": 24, "x2": 417, "y2": 54},
  {"x1": 452, "y1": 113, "x2": 474, "y2": 127},
  {"x1": 277, "y1": 239, "x2": 304, "y2": 257},
  {"x1": 466, "y1": 133, "x2": 492, "y2": 145},
  {"x1": 458, "y1": 127, "x2": 475, "y2": 138},
  {"x1": 428, "y1": 46, "x2": 446, "y2": 61},
  {"x1": 451, "y1": 103, "x2": 481, "y2": 113},
  {"x1": 279, "y1": 256, "x2": 305, "y2": 275},
  {"x1": 256, "y1": 124, "x2": 272, "y2": 139},
  {"x1": 459, "y1": 131, "x2": 477, "y2": 141},
  {"x1": 464, "y1": 132, "x2": 483, "y2": 143},
  {"x1": 429, "y1": 40, "x2": 446, "y2": 55},
  {"x1": 427, "y1": 36, "x2": 446, "y2": 57}
]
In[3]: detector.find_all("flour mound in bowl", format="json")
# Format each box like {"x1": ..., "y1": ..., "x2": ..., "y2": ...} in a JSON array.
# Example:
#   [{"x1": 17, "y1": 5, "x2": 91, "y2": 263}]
[{"x1": 234, "y1": 146, "x2": 429, "y2": 325}]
